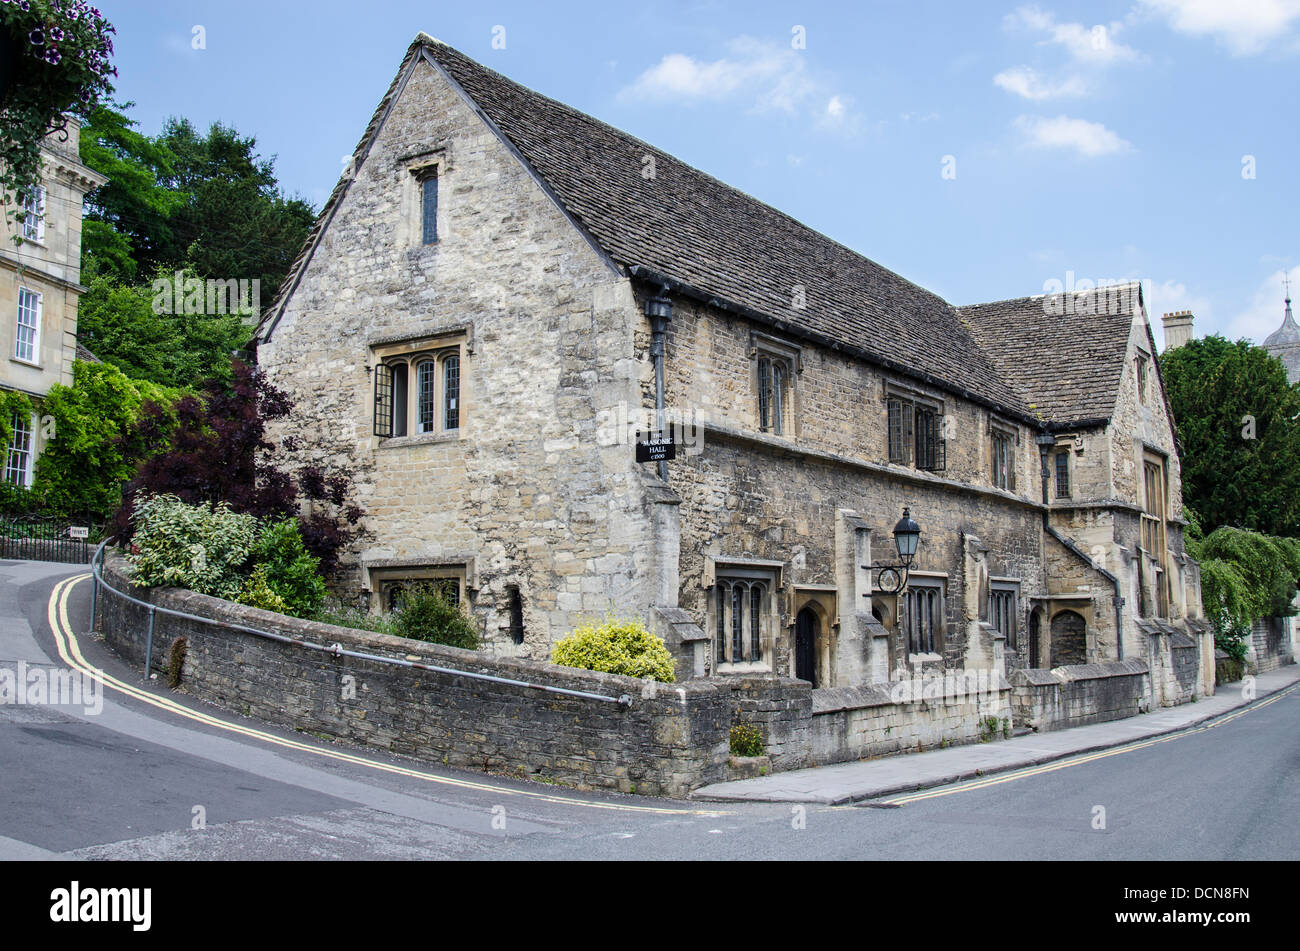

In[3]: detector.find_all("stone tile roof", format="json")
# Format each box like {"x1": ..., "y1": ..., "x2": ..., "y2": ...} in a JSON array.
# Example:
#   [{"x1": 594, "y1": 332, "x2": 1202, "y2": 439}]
[
  {"x1": 957, "y1": 282, "x2": 1141, "y2": 426},
  {"x1": 263, "y1": 36, "x2": 1143, "y2": 425},
  {"x1": 74, "y1": 341, "x2": 100, "y2": 363}
]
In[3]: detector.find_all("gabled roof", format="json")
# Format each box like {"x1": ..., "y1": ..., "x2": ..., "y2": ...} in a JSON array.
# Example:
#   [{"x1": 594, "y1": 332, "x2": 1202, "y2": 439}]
[
  {"x1": 262, "y1": 36, "x2": 1149, "y2": 427},
  {"x1": 957, "y1": 282, "x2": 1142, "y2": 427},
  {"x1": 260, "y1": 36, "x2": 1033, "y2": 416}
]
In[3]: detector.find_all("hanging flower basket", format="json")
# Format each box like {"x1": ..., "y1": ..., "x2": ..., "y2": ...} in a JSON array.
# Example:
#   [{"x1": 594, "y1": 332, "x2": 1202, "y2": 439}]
[{"x1": 0, "y1": 0, "x2": 115, "y2": 232}]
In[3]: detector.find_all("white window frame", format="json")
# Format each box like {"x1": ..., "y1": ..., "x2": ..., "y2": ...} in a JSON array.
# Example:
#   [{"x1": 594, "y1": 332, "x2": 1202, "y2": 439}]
[
  {"x1": 22, "y1": 186, "x2": 46, "y2": 244},
  {"x1": 4, "y1": 412, "x2": 35, "y2": 488},
  {"x1": 15, "y1": 287, "x2": 42, "y2": 365}
]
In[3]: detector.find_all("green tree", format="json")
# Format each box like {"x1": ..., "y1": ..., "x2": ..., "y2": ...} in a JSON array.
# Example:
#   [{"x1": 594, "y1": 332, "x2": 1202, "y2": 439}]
[
  {"x1": 151, "y1": 117, "x2": 315, "y2": 303},
  {"x1": 32, "y1": 360, "x2": 179, "y2": 521},
  {"x1": 1160, "y1": 336, "x2": 1300, "y2": 536},
  {"x1": 78, "y1": 104, "x2": 182, "y2": 282},
  {"x1": 76, "y1": 265, "x2": 250, "y2": 388}
]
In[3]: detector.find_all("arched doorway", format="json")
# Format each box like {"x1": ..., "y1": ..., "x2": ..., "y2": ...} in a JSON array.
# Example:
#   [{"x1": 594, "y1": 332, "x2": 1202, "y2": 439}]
[
  {"x1": 1050, "y1": 610, "x2": 1087, "y2": 667},
  {"x1": 795, "y1": 606, "x2": 819, "y2": 686}
]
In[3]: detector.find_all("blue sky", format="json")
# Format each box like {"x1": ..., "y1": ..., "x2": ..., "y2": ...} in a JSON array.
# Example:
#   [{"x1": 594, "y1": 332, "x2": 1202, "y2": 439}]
[{"x1": 98, "y1": 0, "x2": 1300, "y2": 348}]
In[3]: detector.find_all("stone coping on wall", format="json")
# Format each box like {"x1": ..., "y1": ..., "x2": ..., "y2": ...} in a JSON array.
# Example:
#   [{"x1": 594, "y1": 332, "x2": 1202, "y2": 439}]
[
  {"x1": 1010, "y1": 659, "x2": 1149, "y2": 686},
  {"x1": 810, "y1": 674, "x2": 1011, "y2": 715},
  {"x1": 101, "y1": 552, "x2": 716, "y2": 702}
]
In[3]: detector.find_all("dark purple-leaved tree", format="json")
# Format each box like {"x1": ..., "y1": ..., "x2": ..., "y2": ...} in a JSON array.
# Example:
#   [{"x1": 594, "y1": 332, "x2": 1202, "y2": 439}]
[{"x1": 113, "y1": 360, "x2": 362, "y2": 574}]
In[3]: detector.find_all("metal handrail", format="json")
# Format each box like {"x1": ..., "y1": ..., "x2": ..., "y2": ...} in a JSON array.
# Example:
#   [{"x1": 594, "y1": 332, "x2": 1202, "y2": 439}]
[{"x1": 89, "y1": 540, "x2": 631, "y2": 707}]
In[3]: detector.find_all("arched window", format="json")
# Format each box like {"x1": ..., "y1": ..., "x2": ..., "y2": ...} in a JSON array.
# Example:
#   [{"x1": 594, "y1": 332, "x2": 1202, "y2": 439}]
[
  {"x1": 443, "y1": 354, "x2": 460, "y2": 431},
  {"x1": 416, "y1": 359, "x2": 437, "y2": 434},
  {"x1": 390, "y1": 363, "x2": 408, "y2": 436},
  {"x1": 715, "y1": 574, "x2": 771, "y2": 666},
  {"x1": 370, "y1": 334, "x2": 468, "y2": 439}
]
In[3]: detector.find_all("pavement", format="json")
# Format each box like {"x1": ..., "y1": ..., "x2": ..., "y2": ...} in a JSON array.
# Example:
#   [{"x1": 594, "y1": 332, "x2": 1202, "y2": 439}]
[{"x1": 692, "y1": 664, "x2": 1300, "y2": 804}]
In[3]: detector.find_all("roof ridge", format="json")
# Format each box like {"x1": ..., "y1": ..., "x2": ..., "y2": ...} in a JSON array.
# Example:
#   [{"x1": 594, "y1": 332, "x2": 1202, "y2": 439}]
[{"x1": 415, "y1": 37, "x2": 948, "y2": 309}]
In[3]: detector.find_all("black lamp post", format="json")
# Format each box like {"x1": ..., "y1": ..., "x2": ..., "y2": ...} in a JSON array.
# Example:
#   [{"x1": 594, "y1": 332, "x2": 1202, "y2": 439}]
[{"x1": 864, "y1": 507, "x2": 923, "y2": 595}]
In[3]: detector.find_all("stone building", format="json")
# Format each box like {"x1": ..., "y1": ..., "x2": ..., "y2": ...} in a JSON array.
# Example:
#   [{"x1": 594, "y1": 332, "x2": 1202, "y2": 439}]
[
  {"x1": 1, "y1": 119, "x2": 106, "y2": 487},
  {"x1": 256, "y1": 36, "x2": 1208, "y2": 703}
]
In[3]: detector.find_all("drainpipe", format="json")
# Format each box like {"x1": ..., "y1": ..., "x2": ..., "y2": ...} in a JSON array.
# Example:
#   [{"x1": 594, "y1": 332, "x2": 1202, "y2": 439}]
[
  {"x1": 644, "y1": 291, "x2": 673, "y2": 482},
  {"x1": 1036, "y1": 431, "x2": 1125, "y2": 661}
]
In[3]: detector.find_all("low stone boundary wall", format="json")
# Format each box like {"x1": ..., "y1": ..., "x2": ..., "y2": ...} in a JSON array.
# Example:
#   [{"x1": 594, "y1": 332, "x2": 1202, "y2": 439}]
[
  {"x1": 95, "y1": 553, "x2": 1018, "y2": 796},
  {"x1": 1010, "y1": 659, "x2": 1152, "y2": 732},
  {"x1": 98, "y1": 554, "x2": 733, "y2": 798}
]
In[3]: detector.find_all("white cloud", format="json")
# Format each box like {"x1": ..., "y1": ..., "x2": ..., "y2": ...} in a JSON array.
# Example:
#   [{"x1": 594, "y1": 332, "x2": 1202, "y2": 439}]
[
  {"x1": 993, "y1": 66, "x2": 1089, "y2": 100},
  {"x1": 1142, "y1": 279, "x2": 1215, "y2": 349},
  {"x1": 619, "y1": 37, "x2": 817, "y2": 115},
  {"x1": 1221, "y1": 266, "x2": 1299, "y2": 342},
  {"x1": 1139, "y1": 0, "x2": 1300, "y2": 55},
  {"x1": 1014, "y1": 114, "x2": 1133, "y2": 156},
  {"x1": 1006, "y1": 5, "x2": 1141, "y2": 64}
]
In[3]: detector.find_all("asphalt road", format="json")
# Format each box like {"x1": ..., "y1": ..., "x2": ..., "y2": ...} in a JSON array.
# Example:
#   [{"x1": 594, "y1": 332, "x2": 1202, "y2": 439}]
[{"x1": 2, "y1": 560, "x2": 1296, "y2": 861}]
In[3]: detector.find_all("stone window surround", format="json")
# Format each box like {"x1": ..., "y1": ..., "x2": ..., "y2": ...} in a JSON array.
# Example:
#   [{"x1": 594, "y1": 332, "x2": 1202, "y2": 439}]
[
  {"x1": 370, "y1": 327, "x2": 469, "y2": 445},
  {"x1": 749, "y1": 332, "x2": 801, "y2": 438},
  {"x1": 706, "y1": 556, "x2": 784, "y2": 675},
  {"x1": 399, "y1": 146, "x2": 452, "y2": 250},
  {"x1": 364, "y1": 560, "x2": 473, "y2": 616},
  {"x1": 1054, "y1": 450, "x2": 1071, "y2": 499},
  {"x1": 883, "y1": 381, "x2": 945, "y2": 471},
  {"x1": 989, "y1": 417, "x2": 1018, "y2": 491},
  {"x1": 989, "y1": 579, "x2": 1020, "y2": 650},
  {"x1": 1135, "y1": 349, "x2": 1151, "y2": 403},
  {"x1": 902, "y1": 570, "x2": 947, "y2": 658}
]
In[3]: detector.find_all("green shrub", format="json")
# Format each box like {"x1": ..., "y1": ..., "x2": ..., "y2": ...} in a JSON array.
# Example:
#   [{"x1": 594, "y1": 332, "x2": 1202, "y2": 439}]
[
  {"x1": 551, "y1": 616, "x2": 675, "y2": 683},
  {"x1": 312, "y1": 599, "x2": 399, "y2": 636},
  {"x1": 729, "y1": 719, "x2": 764, "y2": 757},
  {"x1": 250, "y1": 518, "x2": 326, "y2": 618},
  {"x1": 393, "y1": 584, "x2": 479, "y2": 650},
  {"x1": 129, "y1": 493, "x2": 258, "y2": 600},
  {"x1": 237, "y1": 565, "x2": 289, "y2": 614}
]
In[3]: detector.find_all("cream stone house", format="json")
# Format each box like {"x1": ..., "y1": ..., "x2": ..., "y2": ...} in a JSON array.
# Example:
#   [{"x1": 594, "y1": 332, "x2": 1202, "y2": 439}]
[
  {"x1": 257, "y1": 36, "x2": 1210, "y2": 702},
  {"x1": 1, "y1": 119, "x2": 105, "y2": 487}
]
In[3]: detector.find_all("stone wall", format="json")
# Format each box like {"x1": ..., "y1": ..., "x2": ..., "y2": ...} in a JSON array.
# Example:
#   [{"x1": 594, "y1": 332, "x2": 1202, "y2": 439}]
[
  {"x1": 99, "y1": 555, "x2": 729, "y2": 798},
  {"x1": 259, "y1": 56, "x2": 652, "y2": 660},
  {"x1": 809, "y1": 678, "x2": 1013, "y2": 763},
  {"x1": 1010, "y1": 660, "x2": 1152, "y2": 732},
  {"x1": 97, "y1": 554, "x2": 1020, "y2": 796}
]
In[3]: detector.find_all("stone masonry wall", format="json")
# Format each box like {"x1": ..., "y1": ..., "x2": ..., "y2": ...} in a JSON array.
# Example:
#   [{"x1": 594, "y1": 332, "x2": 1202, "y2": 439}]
[
  {"x1": 259, "y1": 57, "x2": 652, "y2": 660},
  {"x1": 1010, "y1": 660, "x2": 1152, "y2": 732},
  {"x1": 98, "y1": 555, "x2": 730, "y2": 797}
]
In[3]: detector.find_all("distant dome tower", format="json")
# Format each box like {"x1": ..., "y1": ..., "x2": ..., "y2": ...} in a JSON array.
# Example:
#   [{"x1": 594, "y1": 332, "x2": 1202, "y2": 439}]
[{"x1": 1264, "y1": 273, "x2": 1300, "y2": 384}]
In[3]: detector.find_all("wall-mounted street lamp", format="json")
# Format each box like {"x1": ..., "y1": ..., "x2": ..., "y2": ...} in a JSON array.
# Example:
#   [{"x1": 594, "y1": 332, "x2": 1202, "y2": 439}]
[{"x1": 863, "y1": 507, "x2": 923, "y2": 595}]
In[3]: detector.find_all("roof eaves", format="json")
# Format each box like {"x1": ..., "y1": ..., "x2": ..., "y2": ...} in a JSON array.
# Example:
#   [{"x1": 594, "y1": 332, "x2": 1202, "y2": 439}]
[{"x1": 629, "y1": 265, "x2": 1040, "y2": 426}]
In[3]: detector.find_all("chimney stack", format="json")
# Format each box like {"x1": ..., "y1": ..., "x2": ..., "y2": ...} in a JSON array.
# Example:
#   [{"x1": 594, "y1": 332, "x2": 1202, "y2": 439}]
[{"x1": 1162, "y1": 311, "x2": 1195, "y2": 351}]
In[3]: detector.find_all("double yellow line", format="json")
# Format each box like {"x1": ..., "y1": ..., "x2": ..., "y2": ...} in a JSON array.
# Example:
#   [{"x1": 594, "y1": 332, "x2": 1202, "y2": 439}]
[
  {"x1": 880, "y1": 682, "x2": 1298, "y2": 806},
  {"x1": 47, "y1": 574, "x2": 728, "y2": 817}
]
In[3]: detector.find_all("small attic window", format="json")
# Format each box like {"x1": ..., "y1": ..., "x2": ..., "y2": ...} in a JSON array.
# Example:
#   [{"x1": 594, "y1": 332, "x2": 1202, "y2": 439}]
[
  {"x1": 1135, "y1": 352, "x2": 1150, "y2": 403},
  {"x1": 419, "y1": 169, "x2": 438, "y2": 245}
]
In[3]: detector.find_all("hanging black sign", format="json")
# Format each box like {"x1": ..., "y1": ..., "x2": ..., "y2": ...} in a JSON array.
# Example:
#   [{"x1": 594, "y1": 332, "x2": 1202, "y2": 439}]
[{"x1": 635, "y1": 430, "x2": 677, "y2": 463}]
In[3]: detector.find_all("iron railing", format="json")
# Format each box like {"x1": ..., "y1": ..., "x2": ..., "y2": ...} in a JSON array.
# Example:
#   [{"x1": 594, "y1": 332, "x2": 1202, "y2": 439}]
[{"x1": 0, "y1": 515, "x2": 100, "y2": 564}]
